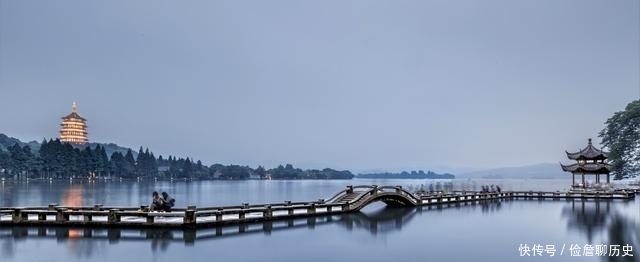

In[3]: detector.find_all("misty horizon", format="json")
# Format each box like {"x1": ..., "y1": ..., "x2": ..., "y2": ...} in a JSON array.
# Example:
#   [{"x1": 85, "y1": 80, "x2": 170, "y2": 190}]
[{"x1": 1, "y1": 1, "x2": 638, "y2": 172}]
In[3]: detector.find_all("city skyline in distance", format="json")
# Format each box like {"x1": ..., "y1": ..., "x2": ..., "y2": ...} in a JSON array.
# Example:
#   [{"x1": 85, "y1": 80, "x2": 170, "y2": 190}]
[{"x1": 1, "y1": 1, "x2": 638, "y2": 171}]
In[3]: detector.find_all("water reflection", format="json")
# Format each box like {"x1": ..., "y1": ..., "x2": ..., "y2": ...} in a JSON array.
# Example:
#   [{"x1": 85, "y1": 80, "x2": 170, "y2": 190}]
[
  {"x1": 607, "y1": 215, "x2": 639, "y2": 262},
  {"x1": 562, "y1": 200, "x2": 638, "y2": 261},
  {"x1": 563, "y1": 200, "x2": 612, "y2": 242},
  {"x1": 0, "y1": 199, "x2": 516, "y2": 260}
]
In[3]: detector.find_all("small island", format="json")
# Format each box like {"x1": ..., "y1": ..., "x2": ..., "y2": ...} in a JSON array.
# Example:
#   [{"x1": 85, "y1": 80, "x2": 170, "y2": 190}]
[{"x1": 358, "y1": 170, "x2": 455, "y2": 179}]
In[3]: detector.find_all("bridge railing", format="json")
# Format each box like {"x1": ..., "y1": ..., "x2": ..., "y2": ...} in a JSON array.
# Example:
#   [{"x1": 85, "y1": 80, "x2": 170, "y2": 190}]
[
  {"x1": 1, "y1": 187, "x2": 635, "y2": 229},
  {"x1": 325, "y1": 185, "x2": 379, "y2": 204}
]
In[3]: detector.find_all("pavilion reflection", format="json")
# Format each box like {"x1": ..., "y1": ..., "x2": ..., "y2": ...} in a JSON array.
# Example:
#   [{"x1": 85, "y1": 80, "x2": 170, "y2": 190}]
[
  {"x1": 562, "y1": 199, "x2": 639, "y2": 261},
  {"x1": 562, "y1": 200, "x2": 612, "y2": 242}
]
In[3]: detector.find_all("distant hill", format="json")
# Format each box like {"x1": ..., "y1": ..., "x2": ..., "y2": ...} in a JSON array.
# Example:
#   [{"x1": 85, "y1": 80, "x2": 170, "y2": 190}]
[
  {"x1": 0, "y1": 133, "x2": 136, "y2": 158},
  {"x1": 0, "y1": 134, "x2": 40, "y2": 152},
  {"x1": 458, "y1": 163, "x2": 567, "y2": 179}
]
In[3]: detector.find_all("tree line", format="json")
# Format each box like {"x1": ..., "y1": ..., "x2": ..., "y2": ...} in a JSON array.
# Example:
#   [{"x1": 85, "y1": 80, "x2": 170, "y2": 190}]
[
  {"x1": 0, "y1": 139, "x2": 354, "y2": 180},
  {"x1": 358, "y1": 170, "x2": 455, "y2": 179}
]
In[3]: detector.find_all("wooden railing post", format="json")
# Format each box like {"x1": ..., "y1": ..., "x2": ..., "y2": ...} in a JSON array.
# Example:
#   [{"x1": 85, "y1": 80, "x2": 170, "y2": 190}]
[
  {"x1": 263, "y1": 205, "x2": 272, "y2": 218},
  {"x1": 286, "y1": 201, "x2": 293, "y2": 215},
  {"x1": 307, "y1": 203, "x2": 316, "y2": 214},
  {"x1": 216, "y1": 208, "x2": 223, "y2": 222},
  {"x1": 84, "y1": 213, "x2": 92, "y2": 222},
  {"x1": 342, "y1": 203, "x2": 350, "y2": 212},
  {"x1": 12, "y1": 208, "x2": 26, "y2": 223},
  {"x1": 184, "y1": 206, "x2": 196, "y2": 225},
  {"x1": 56, "y1": 208, "x2": 69, "y2": 222},
  {"x1": 108, "y1": 209, "x2": 120, "y2": 223}
]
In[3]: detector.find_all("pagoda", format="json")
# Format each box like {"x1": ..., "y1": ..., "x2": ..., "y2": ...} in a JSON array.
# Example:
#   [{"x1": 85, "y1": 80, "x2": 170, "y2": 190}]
[
  {"x1": 59, "y1": 102, "x2": 88, "y2": 144},
  {"x1": 560, "y1": 138, "x2": 610, "y2": 188}
]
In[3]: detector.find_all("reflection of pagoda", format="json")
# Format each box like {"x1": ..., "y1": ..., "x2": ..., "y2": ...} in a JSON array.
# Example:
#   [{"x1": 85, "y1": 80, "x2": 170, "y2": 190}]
[
  {"x1": 562, "y1": 200, "x2": 611, "y2": 242},
  {"x1": 560, "y1": 138, "x2": 610, "y2": 188},
  {"x1": 59, "y1": 102, "x2": 88, "y2": 145}
]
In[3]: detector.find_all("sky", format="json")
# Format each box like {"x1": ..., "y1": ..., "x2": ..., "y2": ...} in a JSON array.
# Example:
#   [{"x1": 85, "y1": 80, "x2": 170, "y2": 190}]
[{"x1": 0, "y1": 0, "x2": 638, "y2": 172}]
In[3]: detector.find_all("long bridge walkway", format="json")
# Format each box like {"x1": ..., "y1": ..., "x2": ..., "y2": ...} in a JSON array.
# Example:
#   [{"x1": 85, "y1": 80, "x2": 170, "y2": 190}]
[{"x1": 0, "y1": 185, "x2": 637, "y2": 229}]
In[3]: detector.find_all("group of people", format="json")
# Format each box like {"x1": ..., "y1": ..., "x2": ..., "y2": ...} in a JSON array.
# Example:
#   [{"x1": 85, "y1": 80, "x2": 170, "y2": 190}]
[
  {"x1": 150, "y1": 191, "x2": 175, "y2": 212},
  {"x1": 481, "y1": 184, "x2": 501, "y2": 193}
]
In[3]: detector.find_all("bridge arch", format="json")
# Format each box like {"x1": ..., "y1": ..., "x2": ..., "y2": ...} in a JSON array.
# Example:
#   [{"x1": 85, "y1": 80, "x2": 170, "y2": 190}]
[
  {"x1": 347, "y1": 186, "x2": 420, "y2": 210},
  {"x1": 356, "y1": 193, "x2": 417, "y2": 209}
]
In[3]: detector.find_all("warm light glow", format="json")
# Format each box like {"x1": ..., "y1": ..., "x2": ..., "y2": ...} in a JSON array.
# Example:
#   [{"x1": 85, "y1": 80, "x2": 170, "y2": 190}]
[
  {"x1": 59, "y1": 102, "x2": 88, "y2": 144},
  {"x1": 62, "y1": 186, "x2": 83, "y2": 247}
]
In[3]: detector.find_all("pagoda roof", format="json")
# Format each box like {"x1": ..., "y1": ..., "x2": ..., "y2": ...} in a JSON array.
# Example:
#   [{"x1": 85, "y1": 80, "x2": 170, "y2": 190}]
[
  {"x1": 61, "y1": 112, "x2": 86, "y2": 121},
  {"x1": 565, "y1": 138, "x2": 608, "y2": 160},
  {"x1": 560, "y1": 163, "x2": 610, "y2": 174}
]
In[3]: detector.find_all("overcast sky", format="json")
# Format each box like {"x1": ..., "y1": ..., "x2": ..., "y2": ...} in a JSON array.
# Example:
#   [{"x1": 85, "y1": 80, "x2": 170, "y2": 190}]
[{"x1": 1, "y1": 0, "x2": 638, "y2": 172}]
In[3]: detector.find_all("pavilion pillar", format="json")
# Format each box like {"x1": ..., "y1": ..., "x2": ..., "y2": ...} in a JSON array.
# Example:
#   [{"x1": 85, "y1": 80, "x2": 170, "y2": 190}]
[
  {"x1": 572, "y1": 173, "x2": 575, "y2": 186},
  {"x1": 581, "y1": 174, "x2": 585, "y2": 188},
  {"x1": 607, "y1": 174, "x2": 610, "y2": 184},
  {"x1": 596, "y1": 174, "x2": 599, "y2": 184}
]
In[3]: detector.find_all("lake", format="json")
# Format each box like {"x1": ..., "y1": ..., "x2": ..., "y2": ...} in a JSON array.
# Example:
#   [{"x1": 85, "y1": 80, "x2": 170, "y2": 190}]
[{"x1": 0, "y1": 178, "x2": 637, "y2": 262}]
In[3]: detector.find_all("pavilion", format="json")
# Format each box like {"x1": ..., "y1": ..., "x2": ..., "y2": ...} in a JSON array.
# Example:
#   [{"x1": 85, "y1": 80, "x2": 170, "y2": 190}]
[{"x1": 560, "y1": 138, "x2": 611, "y2": 188}]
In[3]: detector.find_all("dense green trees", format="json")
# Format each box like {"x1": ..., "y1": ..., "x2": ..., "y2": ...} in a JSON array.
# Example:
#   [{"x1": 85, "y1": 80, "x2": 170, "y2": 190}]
[
  {"x1": 0, "y1": 138, "x2": 355, "y2": 180},
  {"x1": 600, "y1": 99, "x2": 640, "y2": 180},
  {"x1": 267, "y1": 164, "x2": 353, "y2": 179}
]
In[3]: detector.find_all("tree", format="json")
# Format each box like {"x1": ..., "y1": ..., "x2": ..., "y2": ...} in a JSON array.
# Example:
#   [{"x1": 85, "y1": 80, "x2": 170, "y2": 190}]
[
  {"x1": 600, "y1": 100, "x2": 640, "y2": 180},
  {"x1": 255, "y1": 166, "x2": 266, "y2": 179},
  {"x1": 110, "y1": 152, "x2": 125, "y2": 177},
  {"x1": 97, "y1": 145, "x2": 110, "y2": 177},
  {"x1": 124, "y1": 149, "x2": 136, "y2": 177},
  {"x1": 183, "y1": 158, "x2": 193, "y2": 177},
  {"x1": 0, "y1": 148, "x2": 9, "y2": 175}
]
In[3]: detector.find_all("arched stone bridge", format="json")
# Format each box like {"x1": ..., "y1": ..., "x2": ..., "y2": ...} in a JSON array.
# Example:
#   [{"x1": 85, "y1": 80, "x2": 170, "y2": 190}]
[{"x1": 325, "y1": 185, "x2": 420, "y2": 210}]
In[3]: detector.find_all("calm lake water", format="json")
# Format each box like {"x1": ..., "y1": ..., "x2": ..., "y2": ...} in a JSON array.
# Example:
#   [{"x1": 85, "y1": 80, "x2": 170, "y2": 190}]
[{"x1": 0, "y1": 178, "x2": 638, "y2": 262}]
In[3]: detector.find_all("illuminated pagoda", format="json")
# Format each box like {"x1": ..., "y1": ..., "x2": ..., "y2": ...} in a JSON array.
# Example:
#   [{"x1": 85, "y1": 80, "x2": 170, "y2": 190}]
[
  {"x1": 59, "y1": 102, "x2": 88, "y2": 144},
  {"x1": 560, "y1": 138, "x2": 610, "y2": 188}
]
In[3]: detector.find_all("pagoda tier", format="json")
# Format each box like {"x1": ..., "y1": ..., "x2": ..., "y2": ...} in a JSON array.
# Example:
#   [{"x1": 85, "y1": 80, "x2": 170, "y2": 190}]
[
  {"x1": 565, "y1": 138, "x2": 608, "y2": 161},
  {"x1": 560, "y1": 163, "x2": 610, "y2": 174},
  {"x1": 62, "y1": 111, "x2": 86, "y2": 121},
  {"x1": 59, "y1": 102, "x2": 88, "y2": 145}
]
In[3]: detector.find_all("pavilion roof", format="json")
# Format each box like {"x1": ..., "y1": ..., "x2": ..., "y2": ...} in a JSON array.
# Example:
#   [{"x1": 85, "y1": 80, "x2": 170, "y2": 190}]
[
  {"x1": 560, "y1": 163, "x2": 610, "y2": 174},
  {"x1": 565, "y1": 138, "x2": 608, "y2": 160}
]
